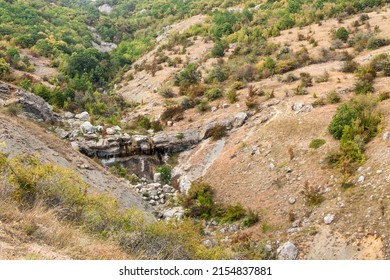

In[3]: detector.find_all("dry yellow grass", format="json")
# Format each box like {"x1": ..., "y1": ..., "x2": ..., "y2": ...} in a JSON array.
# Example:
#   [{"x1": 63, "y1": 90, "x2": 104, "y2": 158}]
[{"x1": 0, "y1": 199, "x2": 130, "y2": 260}]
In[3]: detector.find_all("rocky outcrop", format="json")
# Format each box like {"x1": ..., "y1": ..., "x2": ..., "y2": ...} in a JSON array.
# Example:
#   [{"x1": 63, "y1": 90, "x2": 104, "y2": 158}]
[
  {"x1": 75, "y1": 112, "x2": 249, "y2": 160},
  {"x1": 0, "y1": 82, "x2": 60, "y2": 123}
]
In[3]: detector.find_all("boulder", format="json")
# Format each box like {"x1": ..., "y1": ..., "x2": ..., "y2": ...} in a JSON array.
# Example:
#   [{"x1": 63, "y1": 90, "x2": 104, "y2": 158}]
[
  {"x1": 232, "y1": 112, "x2": 248, "y2": 128},
  {"x1": 18, "y1": 89, "x2": 60, "y2": 123},
  {"x1": 277, "y1": 241, "x2": 298, "y2": 260},
  {"x1": 0, "y1": 83, "x2": 10, "y2": 98},
  {"x1": 55, "y1": 128, "x2": 69, "y2": 139},
  {"x1": 383, "y1": 132, "x2": 390, "y2": 140},
  {"x1": 80, "y1": 121, "x2": 95, "y2": 134},
  {"x1": 75, "y1": 111, "x2": 89, "y2": 121},
  {"x1": 64, "y1": 112, "x2": 74, "y2": 119}
]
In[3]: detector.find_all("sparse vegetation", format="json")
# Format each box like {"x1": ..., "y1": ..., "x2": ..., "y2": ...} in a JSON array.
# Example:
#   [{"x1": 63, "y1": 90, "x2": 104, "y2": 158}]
[{"x1": 309, "y1": 139, "x2": 326, "y2": 149}]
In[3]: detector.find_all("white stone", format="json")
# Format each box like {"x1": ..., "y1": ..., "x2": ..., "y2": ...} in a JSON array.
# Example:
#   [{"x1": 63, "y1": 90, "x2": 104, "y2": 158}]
[
  {"x1": 358, "y1": 175, "x2": 365, "y2": 184},
  {"x1": 383, "y1": 132, "x2": 390, "y2": 140},
  {"x1": 288, "y1": 197, "x2": 296, "y2": 204},
  {"x1": 75, "y1": 111, "x2": 89, "y2": 121},
  {"x1": 106, "y1": 128, "x2": 115, "y2": 135},
  {"x1": 324, "y1": 214, "x2": 335, "y2": 224},
  {"x1": 80, "y1": 121, "x2": 95, "y2": 134},
  {"x1": 64, "y1": 112, "x2": 74, "y2": 119},
  {"x1": 153, "y1": 173, "x2": 161, "y2": 183}
]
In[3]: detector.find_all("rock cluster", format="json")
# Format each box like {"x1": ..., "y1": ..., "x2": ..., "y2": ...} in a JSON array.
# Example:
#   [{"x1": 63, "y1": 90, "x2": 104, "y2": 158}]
[
  {"x1": 292, "y1": 102, "x2": 313, "y2": 114},
  {"x1": 134, "y1": 182, "x2": 177, "y2": 206},
  {"x1": 64, "y1": 111, "x2": 249, "y2": 159}
]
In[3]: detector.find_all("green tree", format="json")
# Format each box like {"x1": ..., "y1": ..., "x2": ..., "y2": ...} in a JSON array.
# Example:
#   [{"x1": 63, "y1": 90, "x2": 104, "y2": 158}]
[{"x1": 335, "y1": 27, "x2": 349, "y2": 42}]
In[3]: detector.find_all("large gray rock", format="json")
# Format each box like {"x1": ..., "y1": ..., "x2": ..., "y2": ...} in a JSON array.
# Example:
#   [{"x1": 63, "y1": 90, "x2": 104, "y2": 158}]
[
  {"x1": 55, "y1": 128, "x2": 69, "y2": 139},
  {"x1": 233, "y1": 112, "x2": 248, "y2": 128},
  {"x1": 18, "y1": 89, "x2": 60, "y2": 122},
  {"x1": 75, "y1": 111, "x2": 89, "y2": 121},
  {"x1": 0, "y1": 83, "x2": 10, "y2": 98},
  {"x1": 152, "y1": 130, "x2": 200, "y2": 153},
  {"x1": 80, "y1": 121, "x2": 95, "y2": 134},
  {"x1": 64, "y1": 112, "x2": 74, "y2": 119},
  {"x1": 277, "y1": 241, "x2": 298, "y2": 260}
]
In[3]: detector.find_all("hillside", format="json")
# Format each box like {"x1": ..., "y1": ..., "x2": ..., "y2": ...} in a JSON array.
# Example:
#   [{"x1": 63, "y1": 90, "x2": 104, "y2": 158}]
[{"x1": 1, "y1": 0, "x2": 390, "y2": 260}]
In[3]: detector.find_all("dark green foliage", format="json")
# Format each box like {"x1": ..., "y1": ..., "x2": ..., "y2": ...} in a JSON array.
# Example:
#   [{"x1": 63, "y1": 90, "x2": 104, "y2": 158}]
[
  {"x1": 205, "y1": 86, "x2": 223, "y2": 101},
  {"x1": 354, "y1": 65, "x2": 376, "y2": 94},
  {"x1": 309, "y1": 139, "x2": 326, "y2": 149},
  {"x1": 341, "y1": 60, "x2": 359, "y2": 73},
  {"x1": 335, "y1": 27, "x2": 349, "y2": 42},
  {"x1": 206, "y1": 62, "x2": 229, "y2": 83},
  {"x1": 328, "y1": 103, "x2": 360, "y2": 139},
  {"x1": 136, "y1": 115, "x2": 152, "y2": 130},
  {"x1": 242, "y1": 210, "x2": 260, "y2": 227},
  {"x1": 175, "y1": 63, "x2": 202, "y2": 88},
  {"x1": 378, "y1": 92, "x2": 390, "y2": 101},
  {"x1": 299, "y1": 72, "x2": 313, "y2": 87},
  {"x1": 184, "y1": 181, "x2": 214, "y2": 219},
  {"x1": 157, "y1": 165, "x2": 171, "y2": 185},
  {"x1": 184, "y1": 181, "x2": 259, "y2": 226},
  {"x1": 217, "y1": 205, "x2": 246, "y2": 224},
  {"x1": 367, "y1": 37, "x2": 389, "y2": 50},
  {"x1": 211, "y1": 41, "x2": 225, "y2": 57}
]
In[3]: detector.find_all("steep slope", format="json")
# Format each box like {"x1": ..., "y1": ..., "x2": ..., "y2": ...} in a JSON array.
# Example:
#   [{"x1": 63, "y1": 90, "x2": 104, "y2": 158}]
[{"x1": 114, "y1": 7, "x2": 390, "y2": 259}]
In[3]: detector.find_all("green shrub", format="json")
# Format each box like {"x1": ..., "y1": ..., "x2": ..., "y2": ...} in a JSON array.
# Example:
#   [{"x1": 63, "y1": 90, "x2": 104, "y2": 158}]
[
  {"x1": 159, "y1": 86, "x2": 175, "y2": 98},
  {"x1": 367, "y1": 37, "x2": 389, "y2": 50},
  {"x1": 196, "y1": 99, "x2": 210, "y2": 112},
  {"x1": 328, "y1": 103, "x2": 359, "y2": 139},
  {"x1": 326, "y1": 90, "x2": 341, "y2": 104},
  {"x1": 242, "y1": 210, "x2": 260, "y2": 227},
  {"x1": 205, "y1": 86, "x2": 223, "y2": 101},
  {"x1": 335, "y1": 27, "x2": 349, "y2": 42},
  {"x1": 355, "y1": 80, "x2": 374, "y2": 94},
  {"x1": 341, "y1": 60, "x2": 358, "y2": 73},
  {"x1": 226, "y1": 89, "x2": 238, "y2": 104},
  {"x1": 309, "y1": 139, "x2": 326, "y2": 149},
  {"x1": 109, "y1": 162, "x2": 138, "y2": 184},
  {"x1": 211, "y1": 41, "x2": 225, "y2": 57},
  {"x1": 184, "y1": 181, "x2": 214, "y2": 219},
  {"x1": 218, "y1": 204, "x2": 246, "y2": 224},
  {"x1": 156, "y1": 165, "x2": 171, "y2": 184},
  {"x1": 175, "y1": 63, "x2": 201, "y2": 88},
  {"x1": 136, "y1": 115, "x2": 151, "y2": 130},
  {"x1": 312, "y1": 97, "x2": 326, "y2": 107}
]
